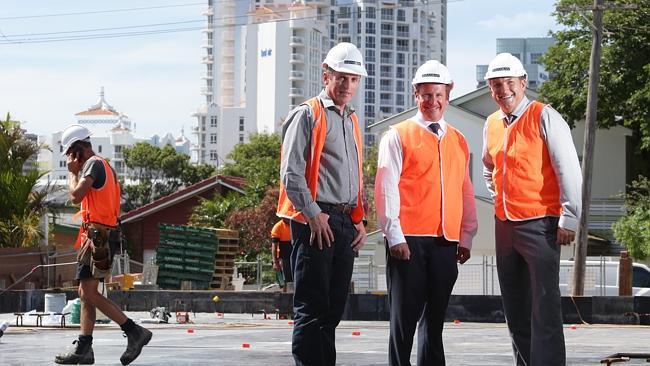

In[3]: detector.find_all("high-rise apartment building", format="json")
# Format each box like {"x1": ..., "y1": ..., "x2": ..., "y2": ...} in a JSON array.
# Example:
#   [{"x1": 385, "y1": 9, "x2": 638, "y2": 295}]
[
  {"x1": 476, "y1": 37, "x2": 555, "y2": 90},
  {"x1": 193, "y1": 0, "x2": 447, "y2": 165}
]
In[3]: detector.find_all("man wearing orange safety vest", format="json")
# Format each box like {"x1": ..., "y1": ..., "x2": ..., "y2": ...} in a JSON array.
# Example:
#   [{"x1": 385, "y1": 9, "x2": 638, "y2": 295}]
[
  {"x1": 375, "y1": 60, "x2": 478, "y2": 366},
  {"x1": 54, "y1": 124, "x2": 151, "y2": 365},
  {"x1": 277, "y1": 42, "x2": 367, "y2": 366},
  {"x1": 270, "y1": 219, "x2": 292, "y2": 290},
  {"x1": 482, "y1": 53, "x2": 582, "y2": 366}
]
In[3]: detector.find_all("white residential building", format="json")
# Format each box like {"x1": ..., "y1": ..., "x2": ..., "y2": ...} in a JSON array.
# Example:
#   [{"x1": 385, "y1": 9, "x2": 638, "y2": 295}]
[
  {"x1": 42, "y1": 88, "x2": 189, "y2": 183},
  {"x1": 192, "y1": 0, "x2": 447, "y2": 166}
]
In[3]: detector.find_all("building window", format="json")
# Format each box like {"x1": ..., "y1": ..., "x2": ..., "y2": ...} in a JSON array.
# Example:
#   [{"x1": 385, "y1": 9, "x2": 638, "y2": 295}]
[
  {"x1": 210, "y1": 133, "x2": 217, "y2": 144},
  {"x1": 396, "y1": 67, "x2": 405, "y2": 79},
  {"x1": 366, "y1": 63, "x2": 375, "y2": 76},
  {"x1": 365, "y1": 36, "x2": 375, "y2": 49},
  {"x1": 210, "y1": 150, "x2": 218, "y2": 161},
  {"x1": 366, "y1": 6, "x2": 375, "y2": 19},
  {"x1": 365, "y1": 91, "x2": 375, "y2": 104},
  {"x1": 365, "y1": 49, "x2": 375, "y2": 62},
  {"x1": 210, "y1": 116, "x2": 218, "y2": 127},
  {"x1": 239, "y1": 134, "x2": 244, "y2": 143},
  {"x1": 530, "y1": 52, "x2": 543, "y2": 65},
  {"x1": 59, "y1": 160, "x2": 66, "y2": 168},
  {"x1": 381, "y1": 8, "x2": 393, "y2": 21},
  {"x1": 397, "y1": 9, "x2": 406, "y2": 22},
  {"x1": 364, "y1": 105, "x2": 375, "y2": 118},
  {"x1": 59, "y1": 145, "x2": 63, "y2": 153},
  {"x1": 98, "y1": 145, "x2": 102, "y2": 153},
  {"x1": 397, "y1": 53, "x2": 406, "y2": 65},
  {"x1": 239, "y1": 117, "x2": 245, "y2": 132},
  {"x1": 396, "y1": 94, "x2": 404, "y2": 106},
  {"x1": 365, "y1": 22, "x2": 375, "y2": 34}
]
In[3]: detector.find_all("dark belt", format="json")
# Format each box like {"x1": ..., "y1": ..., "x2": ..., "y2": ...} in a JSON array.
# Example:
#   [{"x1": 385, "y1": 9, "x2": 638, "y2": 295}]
[{"x1": 317, "y1": 202, "x2": 354, "y2": 215}]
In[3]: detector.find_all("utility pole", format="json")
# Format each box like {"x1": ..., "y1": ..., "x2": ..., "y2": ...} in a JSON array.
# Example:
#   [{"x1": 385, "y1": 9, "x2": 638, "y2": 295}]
[{"x1": 556, "y1": 1, "x2": 637, "y2": 296}]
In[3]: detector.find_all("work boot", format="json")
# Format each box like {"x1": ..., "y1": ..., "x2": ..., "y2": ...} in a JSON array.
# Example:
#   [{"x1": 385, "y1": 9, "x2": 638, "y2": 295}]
[
  {"x1": 54, "y1": 340, "x2": 95, "y2": 365},
  {"x1": 120, "y1": 324, "x2": 152, "y2": 365}
]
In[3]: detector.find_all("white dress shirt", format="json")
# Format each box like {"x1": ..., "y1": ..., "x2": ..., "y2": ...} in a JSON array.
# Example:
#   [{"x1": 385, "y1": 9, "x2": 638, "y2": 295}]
[{"x1": 375, "y1": 111, "x2": 478, "y2": 249}]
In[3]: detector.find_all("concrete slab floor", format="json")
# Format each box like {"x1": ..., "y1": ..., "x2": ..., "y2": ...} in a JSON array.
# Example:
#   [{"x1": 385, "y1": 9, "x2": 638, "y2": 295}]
[{"x1": 0, "y1": 312, "x2": 649, "y2": 365}]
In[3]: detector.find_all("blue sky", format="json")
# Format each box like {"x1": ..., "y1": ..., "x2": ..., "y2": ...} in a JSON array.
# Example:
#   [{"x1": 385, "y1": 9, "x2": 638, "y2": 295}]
[{"x1": 0, "y1": 0, "x2": 561, "y2": 139}]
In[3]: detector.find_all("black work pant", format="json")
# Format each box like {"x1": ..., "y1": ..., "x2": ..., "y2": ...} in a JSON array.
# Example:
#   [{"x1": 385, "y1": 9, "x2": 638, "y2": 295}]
[
  {"x1": 290, "y1": 212, "x2": 356, "y2": 366},
  {"x1": 387, "y1": 236, "x2": 458, "y2": 366},
  {"x1": 496, "y1": 216, "x2": 565, "y2": 366}
]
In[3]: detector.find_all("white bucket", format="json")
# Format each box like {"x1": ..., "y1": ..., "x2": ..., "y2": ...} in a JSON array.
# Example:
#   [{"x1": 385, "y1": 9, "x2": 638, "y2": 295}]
[{"x1": 44, "y1": 293, "x2": 66, "y2": 314}]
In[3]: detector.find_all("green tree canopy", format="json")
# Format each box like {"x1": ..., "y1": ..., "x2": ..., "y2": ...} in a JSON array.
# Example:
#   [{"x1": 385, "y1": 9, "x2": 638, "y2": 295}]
[
  {"x1": 539, "y1": 0, "x2": 650, "y2": 176},
  {"x1": 613, "y1": 176, "x2": 650, "y2": 259},
  {"x1": 122, "y1": 142, "x2": 215, "y2": 211},
  {"x1": 0, "y1": 113, "x2": 56, "y2": 247}
]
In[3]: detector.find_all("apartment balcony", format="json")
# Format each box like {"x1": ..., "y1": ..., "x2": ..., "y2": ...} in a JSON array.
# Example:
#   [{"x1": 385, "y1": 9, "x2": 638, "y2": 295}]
[
  {"x1": 396, "y1": 45, "x2": 409, "y2": 51},
  {"x1": 289, "y1": 36, "x2": 305, "y2": 47},
  {"x1": 289, "y1": 71, "x2": 305, "y2": 80},
  {"x1": 380, "y1": 57, "x2": 392, "y2": 64},
  {"x1": 202, "y1": 27, "x2": 214, "y2": 34},
  {"x1": 289, "y1": 88, "x2": 305, "y2": 97},
  {"x1": 381, "y1": 30, "x2": 393, "y2": 36},
  {"x1": 201, "y1": 56, "x2": 213, "y2": 64},
  {"x1": 289, "y1": 53, "x2": 305, "y2": 64},
  {"x1": 201, "y1": 73, "x2": 213, "y2": 80},
  {"x1": 380, "y1": 72, "x2": 393, "y2": 78},
  {"x1": 200, "y1": 87, "x2": 213, "y2": 96},
  {"x1": 380, "y1": 85, "x2": 393, "y2": 92},
  {"x1": 201, "y1": 43, "x2": 213, "y2": 49},
  {"x1": 202, "y1": 7, "x2": 214, "y2": 16},
  {"x1": 380, "y1": 98, "x2": 392, "y2": 105},
  {"x1": 397, "y1": 31, "x2": 409, "y2": 38}
]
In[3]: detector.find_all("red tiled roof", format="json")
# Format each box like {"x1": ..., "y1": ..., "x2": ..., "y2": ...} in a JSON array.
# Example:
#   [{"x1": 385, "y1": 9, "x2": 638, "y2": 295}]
[
  {"x1": 119, "y1": 175, "x2": 246, "y2": 223},
  {"x1": 75, "y1": 108, "x2": 119, "y2": 116}
]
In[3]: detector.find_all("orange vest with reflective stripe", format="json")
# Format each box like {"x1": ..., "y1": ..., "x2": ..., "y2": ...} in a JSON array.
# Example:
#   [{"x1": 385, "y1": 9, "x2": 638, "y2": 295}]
[
  {"x1": 271, "y1": 220, "x2": 291, "y2": 242},
  {"x1": 394, "y1": 120, "x2": 469, "y2": 241},
  {"x1": 74, "y1": 157, "x2": 121, "y2": 248},
  {"x1": 485, "y1": 101, "x2": 562, "y2": 221},
  {"x1": 277, "y1": 97, "x2": 364, "y2": 224}
]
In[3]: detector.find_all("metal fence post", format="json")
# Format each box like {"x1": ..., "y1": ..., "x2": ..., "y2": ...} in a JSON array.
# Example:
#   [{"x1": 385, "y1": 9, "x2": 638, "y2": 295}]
[{"x1": 256, "y1": 255, "x2": 262, "y2": 291}]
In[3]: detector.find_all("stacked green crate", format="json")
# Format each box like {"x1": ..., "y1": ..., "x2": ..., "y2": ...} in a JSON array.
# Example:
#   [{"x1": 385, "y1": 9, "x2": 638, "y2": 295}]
[{"x1": 156, "y1": 223, "x2": 219, "y2": 290}]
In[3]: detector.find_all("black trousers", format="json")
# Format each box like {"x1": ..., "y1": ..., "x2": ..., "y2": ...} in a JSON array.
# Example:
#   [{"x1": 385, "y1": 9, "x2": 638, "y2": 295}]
[
  {"x1": 279, "y1": 240, "x2": 293, "y2": 283},
  {"x1": 496, "y1": 217, "x2": 565, "y2": 366},
  {"x1": 290, "y1": 212, "x2": 356, "y2": 366},
  {"x1": 387, "y1": 236, "x2": 458, "y2": 366}
]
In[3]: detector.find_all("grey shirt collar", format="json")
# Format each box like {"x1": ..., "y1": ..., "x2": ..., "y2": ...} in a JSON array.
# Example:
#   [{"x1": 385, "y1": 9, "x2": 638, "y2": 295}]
[{"x1": 318, "y1": 89, "x2": 356, "y2": 116}]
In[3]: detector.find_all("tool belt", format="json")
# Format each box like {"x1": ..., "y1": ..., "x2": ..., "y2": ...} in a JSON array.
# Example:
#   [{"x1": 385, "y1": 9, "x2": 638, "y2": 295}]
[{"x1": 77, "y1": 222, "x2": 120, "y2": 279}]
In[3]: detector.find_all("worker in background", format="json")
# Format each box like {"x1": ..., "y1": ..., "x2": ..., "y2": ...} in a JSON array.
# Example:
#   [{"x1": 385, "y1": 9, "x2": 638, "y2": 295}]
[
  {"x1": 54, "y1": 124, "x2": 152, "y2": 365},
  {"x1": 482, "y1": 53, "x2": 582, "y2": 366},
  {"x1": 277, "y1": 42, "x2": 367, "y2": 366},
  {"x1": 375, "y1": 60, "x2": 478, "y2": 366},
  {"x1": 271, "y1": 219, "x2": 293, "y2": 292}
]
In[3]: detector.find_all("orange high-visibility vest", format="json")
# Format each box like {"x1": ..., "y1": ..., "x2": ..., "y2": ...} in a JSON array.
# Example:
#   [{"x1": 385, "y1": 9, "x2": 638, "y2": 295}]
[
  {"x1": 393, "y1": 120, "x2": 469, "y2": 241},
  {"x1": 271, "y1": 220, "x2": 291, "y2": 242},
  {"x1": 74, "y1": 157, "x2": 121, "y2": 248},
  {"x1": 277, "y1": 97, "x2": 364, "y2": 224},
  {"x1": 485, "y1": 101, "x2": 562, "y2": 221}
]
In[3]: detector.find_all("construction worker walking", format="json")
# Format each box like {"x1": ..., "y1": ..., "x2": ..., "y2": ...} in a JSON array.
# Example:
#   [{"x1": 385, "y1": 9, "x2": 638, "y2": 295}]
[
  {"x1": 278, "y1": 42, "x2": 367, "y2": 366},
  {"x1": 375, "y1": 60, "x2": 478, "y2": 366},
  {"x1": 482, "y1": 53, "x2": 582, "y2": 366},
  {"x1": 271, "y1": 219, "x2": 293, "y2": 291},
  {"x1": 54, "y1": 124, "x2": 152, "y2": 365}
]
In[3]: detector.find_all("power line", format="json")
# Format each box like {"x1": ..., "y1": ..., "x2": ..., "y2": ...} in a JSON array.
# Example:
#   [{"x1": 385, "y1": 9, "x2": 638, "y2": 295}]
[
  {"x1": 0, "y1": 1, "x2": 459, "y2": 45},
  {"x1": 0, "y1": 2, "x2": 205, "y2": 21}
]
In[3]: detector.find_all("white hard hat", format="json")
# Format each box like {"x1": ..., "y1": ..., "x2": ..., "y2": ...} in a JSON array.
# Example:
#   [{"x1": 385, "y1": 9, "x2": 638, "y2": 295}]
[
  {"x1": 322, "y1": 42, "x2": 367, "y2": 77},
  {"x1": 484, "y1": 53, "x2": 527, "y2": 80},
  {"x1": 61, "y1": 124, "x2": 92, "y2": 153},
  {"x1": 412, "y1": 60, "x2": 453, "y2": 86}
]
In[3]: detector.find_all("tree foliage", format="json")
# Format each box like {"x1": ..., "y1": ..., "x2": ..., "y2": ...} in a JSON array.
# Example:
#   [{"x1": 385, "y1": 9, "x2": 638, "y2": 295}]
[
  {"x1": 539, "y1": 0, "x2": 650, "y2": 176},
  {"x1": 613, "y1": 176, "x2": 650, "y2": 260},
  {"x1": 190, "y1": 133, "x2": 282, "y2": 258},
  {"x1": 122, "y1": 142, "x2": 215, "y2": 211},
  {"x1": 219, "y1": 133, "x2": 282, "y2": 198},
  {"x1": 0, "y1": 113, "x2": 57, "y2": 247}
]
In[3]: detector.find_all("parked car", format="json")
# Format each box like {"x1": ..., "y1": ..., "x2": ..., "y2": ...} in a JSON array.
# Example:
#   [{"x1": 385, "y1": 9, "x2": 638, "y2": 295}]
[{"x1": 559, "y1": 259, "x2": 650, "y2": 296}]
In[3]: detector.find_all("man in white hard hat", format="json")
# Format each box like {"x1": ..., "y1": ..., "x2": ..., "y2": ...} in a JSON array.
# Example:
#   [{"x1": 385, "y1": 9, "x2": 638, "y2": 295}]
[
  {"x1": 482, "y1": 53, "x2": 582, "y2": 366},
  {"x1": 375, "y1": 60, "x2": 478, "y2": 366},
  {"x1": 277, "y1": 42, "x2": 367, "y2": 366},
  {"x1": 54, "y1": 124, "x2": 152, "y2": 365}
]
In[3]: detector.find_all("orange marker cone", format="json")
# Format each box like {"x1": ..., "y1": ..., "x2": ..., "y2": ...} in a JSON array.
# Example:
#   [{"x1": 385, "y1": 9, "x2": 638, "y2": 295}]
[
  {"x1": 242, "y1": 343, "x2": 251, "y2": 348},
  {"x1": 352, "y1": 331, "x2": 361, "y2": 336},
  {"x1": 453, "y1": 319, "x2": 461, "y2": 325},
  {"x1": 288, "y1": 321, "x2": 294, "y2": 325},
  {"x1": 187, "y1": 328, "x2": 194, "y2": 333},
  {"x1": 570, "y1": 325, "x2": 577, "y2": 330}
]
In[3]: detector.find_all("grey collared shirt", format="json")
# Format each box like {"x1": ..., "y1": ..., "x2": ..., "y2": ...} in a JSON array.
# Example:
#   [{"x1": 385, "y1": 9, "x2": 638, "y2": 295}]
[
  {"x1": 482, "y1": 96, "x2": 583, "y2": 231},
  {"x1": 280, "y1": 90, "x2": 361, "y2": 219}
]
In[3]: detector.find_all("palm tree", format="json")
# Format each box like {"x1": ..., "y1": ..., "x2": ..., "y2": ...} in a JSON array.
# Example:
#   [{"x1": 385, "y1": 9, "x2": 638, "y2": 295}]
[{"x1": 0, "y1": 113, "x2": 57, "y2": 247}]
